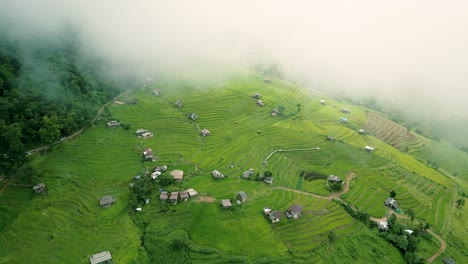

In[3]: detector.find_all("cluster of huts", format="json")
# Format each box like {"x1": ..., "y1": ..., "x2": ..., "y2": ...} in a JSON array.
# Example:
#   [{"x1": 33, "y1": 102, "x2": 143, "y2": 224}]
[
  {"x1": 220, "y1": 191, "x2": 248, "y2": 209},
  {"x1": 135, "y1": 129, "x2": 154, "y2": 139},
  {"x1": 160, "y1": 188, "x2": 199, "y2": 205},
  {"x1": 263, "y1": 205, "x2": 303, "y2": 223}
]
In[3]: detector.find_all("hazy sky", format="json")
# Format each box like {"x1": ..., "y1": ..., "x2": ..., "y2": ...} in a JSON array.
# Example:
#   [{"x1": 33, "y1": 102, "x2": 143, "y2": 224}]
[{"x1": 1, "y1": 0, "x2": 468, "y2": 119}]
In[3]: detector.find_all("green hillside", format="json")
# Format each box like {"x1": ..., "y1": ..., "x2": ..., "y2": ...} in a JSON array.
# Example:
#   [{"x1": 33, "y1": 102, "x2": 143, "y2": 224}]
[{"x1": 0, "y1": 72, "x2": 466, "y2": 263}]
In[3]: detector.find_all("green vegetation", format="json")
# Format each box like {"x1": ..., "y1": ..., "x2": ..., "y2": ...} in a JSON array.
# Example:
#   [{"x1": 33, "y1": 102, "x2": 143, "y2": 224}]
[
  {"x1": 0, "y1": 35, "x2": 120, "y2": 173},
  {"x1": 0, "y1": 69, "x2": 466, "y2": 263}
]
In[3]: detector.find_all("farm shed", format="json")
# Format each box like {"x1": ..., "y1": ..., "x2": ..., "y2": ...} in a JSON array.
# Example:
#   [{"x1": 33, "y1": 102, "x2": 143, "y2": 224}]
[
  {"x1": 99, "y1": 196, "x2": 116, "y2": 208},
  {"x1": 89, "y1": 251, "x2": 112, "y2": 264},
  {"x1": 200, "y1": 129, "x2": 211, "y2": 137},
  {"x1": 377, "y1": 221, "x2": 389, "y2": 231},
  {"x1": 174, "y1": 100, "x2": 183, "y2": 108},
  {"x1": 237, "y1": 191, "x2": 247, "y2": 202},
  {"x1": 159, "y1": 191, "x2": 168, "y2": 202},
  {"x1": 384, "y1": 198, "x2": 399, "y2": 209},
  {"x1": 221, "y1": 199, "x2": 232, "y2": 209},
  {"x1": 358, "y1": 129, "x2": 366, "y2": 135},
  {"x1": 107, "y1": 120, "x2": 120, "y2": 128},
  {"x1": 264, "y1": 77, "x2": 271, "y2": 83},
  {"x1": 180, "y1": 191, "x2": 189, "y2": 201},
  {"x1": 339, "y1": 117, "x2": 348, "y2": 123},
  {"x1": 286, "y1": 205, "x2": 303, "y2": 219},
  {"x1": 170, "y1": 192, "x2": 179, "y2": 204},
  {"x1": 327, "y1": 175, "x2": 341, "y2": 183},
  {"x1": 170, "y1": 170, "x2": 184, "y2": 181},
  {"x1": 186, "y1": 188, "x2": 198, "y2": 197},
  {"x1": 211, "y1": 170, "x2": 225, "y2": 179},
  {"x1": 320, "y1": 100, "x2": 326, "y2": 105},
  {"x1": 365, "y1": 146, "x2": 375, "y2": 152},
  {"x1": 188, "y1": 113, "x2": 198, "y2": 121},
  {"x1": 263, "y1": 177, "x2": 273, "y2": 184},
  {"x1": 241, "y1": 169, "x2": 254, "y2": 179},
  {"x1": 135, "y1": 129, "x2": 148, "y2": 136},
  {"x1": 33, "y1": 183, "x2": 46, "y2": 193},
  {"x1": 268, "y1": 210, "x2": 282, "y2": 223},
  {"x1": 252, "y1": 92, "x2": 261, "y2": 99},
  {"x1": 326, "y1": 136, "x2": 336, "y2": 141},
  {"x1": 257, "y1": 100, "x2": 264, "y2": 106},
  {"x1": 263, "y1": 207, "x2": 272, "y2": 216}
]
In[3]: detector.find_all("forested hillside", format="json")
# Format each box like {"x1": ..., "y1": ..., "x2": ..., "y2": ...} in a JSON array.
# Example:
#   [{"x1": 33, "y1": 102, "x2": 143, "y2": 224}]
[{"x1": 0, "y1": 35, "x2": 120, "y2": 173}]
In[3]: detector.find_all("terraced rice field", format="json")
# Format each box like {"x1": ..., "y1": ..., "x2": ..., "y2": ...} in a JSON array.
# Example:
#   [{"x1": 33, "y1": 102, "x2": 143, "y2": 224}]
[{"x1": 0, "y1": 72, "x2": 464, "y2": 263}]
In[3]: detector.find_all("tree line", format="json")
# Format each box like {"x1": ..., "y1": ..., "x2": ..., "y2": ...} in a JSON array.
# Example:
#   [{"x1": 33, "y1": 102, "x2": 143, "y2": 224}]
[{"x1": 0, "y1": 34, "x2": 120, "y2": 174}]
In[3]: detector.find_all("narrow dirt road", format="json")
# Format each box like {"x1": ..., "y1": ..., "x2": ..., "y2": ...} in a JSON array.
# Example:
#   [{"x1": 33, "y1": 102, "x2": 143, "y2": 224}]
[
  {"x1": 277, "y1": 171, "x2": 445, "y2": 263},
  {"x1": 27, "y1": 90, "x2": 132, "y2": 154}
]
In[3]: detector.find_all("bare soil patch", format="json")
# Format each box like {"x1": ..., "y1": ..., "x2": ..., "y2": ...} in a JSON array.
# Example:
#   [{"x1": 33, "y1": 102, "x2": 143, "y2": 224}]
[{"x1": 197, "y1": 196, "x2": 216, "y2": 203}]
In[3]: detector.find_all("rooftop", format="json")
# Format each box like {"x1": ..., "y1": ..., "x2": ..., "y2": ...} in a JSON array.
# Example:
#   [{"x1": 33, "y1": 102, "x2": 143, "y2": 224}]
[{"x1": 89, "y1": 251, "x2": 112, "y2": 264}]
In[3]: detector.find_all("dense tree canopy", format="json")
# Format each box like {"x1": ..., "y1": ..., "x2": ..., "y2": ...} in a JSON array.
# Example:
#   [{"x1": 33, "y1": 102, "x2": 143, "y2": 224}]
[{"x1": 0, "y1": 34, "x2": 120, "y2": 173}]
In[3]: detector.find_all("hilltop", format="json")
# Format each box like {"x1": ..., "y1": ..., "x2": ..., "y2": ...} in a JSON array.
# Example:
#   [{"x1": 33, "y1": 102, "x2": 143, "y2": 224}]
[{"x1": 0, "y1": 72, "x2": 466, "y2": 263}]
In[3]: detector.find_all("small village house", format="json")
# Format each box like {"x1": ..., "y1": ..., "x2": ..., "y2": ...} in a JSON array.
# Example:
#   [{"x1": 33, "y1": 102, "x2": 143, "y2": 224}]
[
  {"x1": 252, "y1": 93, "x2": 261, "y2": 99},
  {"x1": 170, "y1": 192, "x2": 179, "y2": 204},
  {"x1": 326, "y1": 135, "x2": 336, "y2": 141},
  {"x1": 377, "y1": 221, "x2": 389, "y2": 231},
  {"x1": 263, "y1": 176, "x2": 273, "y2": 184},
  {"x1": 141, "y1": 131, "x2": 154, "y2": 139},
  {"x1": 339, "y1": 117, "x2": 348, "y2": 123},
  {"x1": 269, "y1": 210, "x2": 282, "y2": 223},
  {"x1": 264, "y1": 77, "x2": 271, "y2": 83},
  {"x1": 170, "y1": 170, "x2": 184, "y2": 181},
  {"x1": 271, "y1": 108, "x2": 280, "y2": 117},
  {"x1": 358, "y1": 129, "x2": 366, "y2": 135},
  {"x1": 384, "y1": 197, "x2": 399, "y2": 209},
  {"x1": 174, "y1": 100, "x2": 183, "y2": 108},
  {"x1": 443, "y1": 258, "x2": 456, "y2": 264},
  {"x1": 257, "y1": 100, "x2": 264, "y2": 106},
  {"x1": 89, "y1": 251, "x2": 112, "y2": 264},
  {"x1": 153, "y1": 89, "x2": 160, "y2": 96},
  {"x1": 241, "y1": 168, "x2": 254, "y2": 179},
  {"x1": 405, "y1": 229, "x2": 414, "y2": 235},
  {"x1": 211, "y1": 170, "x2": 225, "y2": 179},
  {"x1": 151, "y1": 171, "x2": 161, "y2": 180},
  {"x1": 186, "y1": 188, "x2": 198, "y2": 197},
  {"x1": 237, "y1": 191, "x2": 247, "y2": 202},
  {"x1": 263, "y1": 207, "x2": 281, "y2": 223},
  {"x1": 286, "y1": 205, "x2": 303, "y2": 219},
  {"x1": 188, "y1": 113, "x2": 198, "y2": 121},
  {"x1": 320, "y1": 100, "x2": 326, "y2": 105},
  {"x1": 33, "y1": 183, "x2": 46, "y2": 193},
  {"x1": 365, "y1": 146, "x2": 375, "y2": 152},
  {"x1": 200, "y1": 129, "x2": 211, "y2": 137},
  {"x1": 327, "y1": 175, "x2": 341, "y2": 183},
  {"x1": 221, "y1": 199, "x2": 232, "y2": 209},
  {"x1": 99, "y1": 196, "x2": 116, "y2": 208},
  {"x1": 107, "y1": 120, "x2": 120, "y2": 128},
  {"x1": 180, "y1": 191, "x2": 189, "y2": 202},
  {"x1": 135, "y1": 129, "x2": 148, "y2": 136},
  {"x1": 159, "y1": 191, "x2": 168, "y2": 202}
]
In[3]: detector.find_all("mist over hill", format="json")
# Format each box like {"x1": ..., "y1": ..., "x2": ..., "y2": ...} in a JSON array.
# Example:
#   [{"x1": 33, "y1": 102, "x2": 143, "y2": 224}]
[{"x1": 1, "y1": 0, "x2": 468, "y2": 143}]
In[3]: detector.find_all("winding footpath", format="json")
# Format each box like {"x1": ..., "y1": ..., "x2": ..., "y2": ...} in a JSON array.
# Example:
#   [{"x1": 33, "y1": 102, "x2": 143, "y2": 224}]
[
  {"x1": 26, "y1": 90, "x2": 132, "y2": 154},
  {"x1": 276, "y1": 171, "x2": 445, "y2": 263}
]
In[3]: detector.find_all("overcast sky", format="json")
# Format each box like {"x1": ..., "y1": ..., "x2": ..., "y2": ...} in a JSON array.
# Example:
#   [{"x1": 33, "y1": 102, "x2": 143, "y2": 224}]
[{"x1": 1, "y1": 0, "x2": 468, "y2": 119}]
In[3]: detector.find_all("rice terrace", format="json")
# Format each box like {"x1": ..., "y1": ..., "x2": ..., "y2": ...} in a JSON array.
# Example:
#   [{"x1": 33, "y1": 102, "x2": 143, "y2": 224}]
[{"x1": 0, "y1": 72, "x2": 467, "y2": 264}]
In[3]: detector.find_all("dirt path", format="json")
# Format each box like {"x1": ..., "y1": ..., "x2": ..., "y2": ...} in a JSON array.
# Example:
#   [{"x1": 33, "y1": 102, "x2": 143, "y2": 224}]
[
  {"x1": 277, "y1": 170, "x2": 445, "y2": 263},
  {"x1": 26, "y1": 89, "x2": 132, "y2": 154},
  {"x1": 276, "y1": 171, "x2": 355, "y2": 202},
  {"x1": 371, "y1": 212, "x2": 446, "y2": 263},
  {"x1": 426, "y1": 229, "x2": 446, "y2": 263}
]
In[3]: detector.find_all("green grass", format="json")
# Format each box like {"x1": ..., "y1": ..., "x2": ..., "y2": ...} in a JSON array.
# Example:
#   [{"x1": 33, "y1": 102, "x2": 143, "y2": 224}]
[{"x1": 0, "y1": 71, "x2": 465, "y2": 263}]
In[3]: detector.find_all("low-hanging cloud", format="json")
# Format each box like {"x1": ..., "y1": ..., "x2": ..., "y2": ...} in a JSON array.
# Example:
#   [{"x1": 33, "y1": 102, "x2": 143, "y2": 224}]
[{"x1": 2, "y1": 0, "x2": 468, "y2": 120}]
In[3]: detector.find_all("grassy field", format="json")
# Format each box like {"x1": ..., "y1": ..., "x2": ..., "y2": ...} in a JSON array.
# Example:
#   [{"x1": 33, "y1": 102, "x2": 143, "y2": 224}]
[{"x1": 0, "y1": 71, "x2": 466, "y2": 263}]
